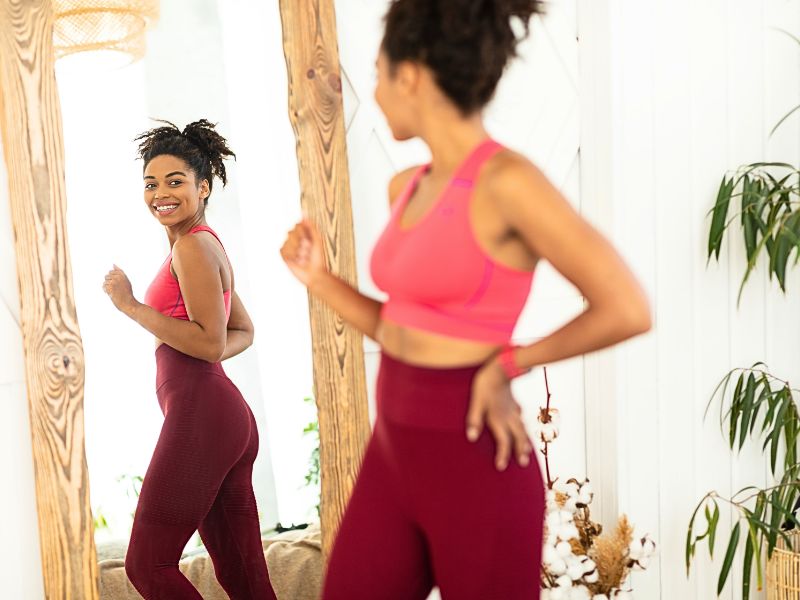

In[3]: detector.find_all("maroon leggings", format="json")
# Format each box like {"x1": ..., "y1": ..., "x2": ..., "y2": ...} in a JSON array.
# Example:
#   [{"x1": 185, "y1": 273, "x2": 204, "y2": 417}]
[
  {"x1": 125, "y1": 344, "x2": 277, "y2": 600},
  {"x1": 323, "y1": 352, "x2": 545, "y2": 600}
]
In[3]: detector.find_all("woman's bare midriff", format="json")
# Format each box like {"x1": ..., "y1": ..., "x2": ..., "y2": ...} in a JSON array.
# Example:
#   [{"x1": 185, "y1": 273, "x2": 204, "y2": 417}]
[{"x1": 376, "y1": 319, "x2": 500, "y2": 368}]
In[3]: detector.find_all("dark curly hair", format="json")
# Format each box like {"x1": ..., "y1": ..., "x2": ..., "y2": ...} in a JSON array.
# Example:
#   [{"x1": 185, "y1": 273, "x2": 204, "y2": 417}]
[
  {"x1": 134, "y1": 119, "x2": 236, "y2": 205},
  {"x1": 382, "y1": 0, "x2": 545, "y2": 115}
]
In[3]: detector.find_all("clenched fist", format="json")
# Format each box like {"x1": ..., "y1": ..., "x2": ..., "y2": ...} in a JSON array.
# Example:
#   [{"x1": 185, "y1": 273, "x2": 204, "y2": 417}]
[
  {"x1": 103, "y1": 265, "x2": 138, "y2": 316},
  {"x1": 280, "y1": 219, "x2": 328, "y2": 289}
]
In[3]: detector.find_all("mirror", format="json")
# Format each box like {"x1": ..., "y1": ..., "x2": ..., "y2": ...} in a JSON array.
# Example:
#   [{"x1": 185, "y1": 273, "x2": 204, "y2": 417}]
[{"x1": 53, "y1": 0, "x2": 585, "y2": 598}]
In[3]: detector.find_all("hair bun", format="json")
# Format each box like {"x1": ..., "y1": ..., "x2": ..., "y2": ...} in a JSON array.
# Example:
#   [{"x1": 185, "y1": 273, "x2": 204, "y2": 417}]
[
  {"x1": 382, "y1": 0, "x2": 544, "y2": 114},
  {"x1": 134, "y1": 118, "x2": 236, "y2": 203}
]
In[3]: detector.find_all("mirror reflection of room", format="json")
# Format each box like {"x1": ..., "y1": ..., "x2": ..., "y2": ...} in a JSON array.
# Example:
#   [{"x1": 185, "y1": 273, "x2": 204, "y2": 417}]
[{"x1": 57, "y1": 1, "x2": 318, "y2": 595}]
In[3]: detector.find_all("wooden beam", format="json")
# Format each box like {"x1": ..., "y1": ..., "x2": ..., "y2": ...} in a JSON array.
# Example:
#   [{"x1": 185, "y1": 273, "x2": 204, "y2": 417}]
[
  {"x1": 0, "y1": 1, "x2": 99, "y2": 598},
  {"x1": 278, "y1": 0, "x2": 371, "y2": 560}
]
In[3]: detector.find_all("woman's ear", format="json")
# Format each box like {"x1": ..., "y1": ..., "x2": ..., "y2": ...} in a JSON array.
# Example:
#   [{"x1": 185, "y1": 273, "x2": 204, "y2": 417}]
[
  {"x1": 199, "y1": 179, "x2": 210, "y2": 200},
  {"x1": 396, "y1": 60, "x2": 421, "y2": 96}
]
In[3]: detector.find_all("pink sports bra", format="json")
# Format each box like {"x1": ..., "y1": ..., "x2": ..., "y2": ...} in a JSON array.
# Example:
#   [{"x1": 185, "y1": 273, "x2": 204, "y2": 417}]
[
  {"x1": 144, "y1": 225, "x2": 232, "y2": 321},
  {"x1": 370, "y1": 139, "x2": 535, "y2": 344}
]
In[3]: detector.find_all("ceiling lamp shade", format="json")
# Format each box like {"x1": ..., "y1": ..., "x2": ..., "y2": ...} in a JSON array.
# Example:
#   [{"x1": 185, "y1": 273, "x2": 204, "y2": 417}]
[{"x1": 53, "y1": 0, "x2": 159, "y2": 60}]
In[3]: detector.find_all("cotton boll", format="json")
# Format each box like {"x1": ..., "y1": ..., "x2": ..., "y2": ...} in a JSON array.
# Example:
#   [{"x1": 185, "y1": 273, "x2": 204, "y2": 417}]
[
  {"x1": 556, "y1": 541, "x2": 573, "y2": 558},
  {"x1": 556, "y1": 575, "x2": 573, "y2": 589},
  {"x1": 547, "y1": 510, "x2": 571, "y2": 530},
  {"x1": 538, "y1": 407, "x2": 561, "y2": 426},
  {"x1": 580, "y1": 557, "x2": 596, "y2": 573},
  {"x1": 549, "y1": 588, "x2": 566, "y2": 600},
  {"x1": 583, "y1": 569, "x2": 599, "y2": 584},
  {"x1": 628, "y1": 538, "x2": 643, "y2": 560},
  {"x1": 541, "y1": 423, "x2": 559, "y2": 442},
  {"x1": 560, "y1": 523, "x2": 580, "y2": 540},
  {"x1": 569, "y1": 586, "x2": 591, "y2": 600},
  {"x1": 578, "y1": 481, "x2": 594, "y2": 505},
  {"x1": 544, "y1": 544, "x2": 560, "y2": 564},
  {"x1": 612, "y1": 591, "x2": 633, "y2": 600},
  {"x1": 548, "y1": 557, "x2": 568, "y2": 576},
  {"x1": 593, "y1": 595, "x2": 609, "y2": 600},
  {"x1": 547, "y1": 512, "x2": 563, "y2": 530},
  {"x1": 546, "y1": 586, "x2": 567, "y2": 600},
  {"x1": 642, "y1": 535, "x2": 657, "y2": 556},
  {"x1": 564, "y1": 496, "x2": 579, "y2": 512},
  {"x1": 567, "y1": 561, "x2": 585, "y2": 581}
]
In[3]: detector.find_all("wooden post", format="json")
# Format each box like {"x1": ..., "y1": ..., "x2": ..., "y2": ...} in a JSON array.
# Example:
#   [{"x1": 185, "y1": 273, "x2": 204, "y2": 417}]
[
  {"x1": 278, "y1": 0, "x2": 371, "y2": 560},
  {"x1": 0, "y1": 1, "x2": 99, "y2": 598}
]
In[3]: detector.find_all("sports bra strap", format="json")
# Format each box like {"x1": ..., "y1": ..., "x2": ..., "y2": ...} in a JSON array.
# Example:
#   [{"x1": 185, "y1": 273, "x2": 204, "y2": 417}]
[
  {"x1": 450, "y1": 139, "x2": 504, "y2": 187},
  {"x1": 189, "y1": 225, "x2": 223, "y2": 246}
]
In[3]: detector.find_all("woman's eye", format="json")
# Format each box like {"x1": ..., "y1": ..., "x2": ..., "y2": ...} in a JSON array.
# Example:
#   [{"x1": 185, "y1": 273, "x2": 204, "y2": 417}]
[
  {"x1": 145, "y1": 184, "x2": 156, "y2": 190},
  {"x1": 169, "y1": 180, "x2": 182, "y2": 186}
]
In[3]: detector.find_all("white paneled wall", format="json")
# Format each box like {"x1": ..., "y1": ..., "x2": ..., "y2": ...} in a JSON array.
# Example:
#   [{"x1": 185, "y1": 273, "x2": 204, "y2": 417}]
[{"x1": 579, "y1": 1, "x2": 800, "y2": 598}]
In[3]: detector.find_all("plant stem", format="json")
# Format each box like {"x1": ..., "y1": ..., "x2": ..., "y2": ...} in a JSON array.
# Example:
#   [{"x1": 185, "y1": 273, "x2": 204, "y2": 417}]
[{"x1": 543, "y1": 366, "x2": 554, "y2": 489}]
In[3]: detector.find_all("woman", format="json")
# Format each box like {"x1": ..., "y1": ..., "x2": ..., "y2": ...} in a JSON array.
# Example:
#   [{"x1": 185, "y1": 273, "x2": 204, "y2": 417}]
[
  {"x1": 103, "y1": 120, "x2": 276, "y2": 600},
  {"x1": 281, "y1": 1, "x2": 652, "y2": 598}
]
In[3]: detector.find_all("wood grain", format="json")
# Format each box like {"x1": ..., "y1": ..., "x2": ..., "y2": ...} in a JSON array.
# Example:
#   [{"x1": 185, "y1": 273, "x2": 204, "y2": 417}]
[
  {"x1": 278, "y1": 0, "x2": 371, "y2": 561},
  {"x1": 0, "y1": 1, "x2": 98, "y2": 598}
]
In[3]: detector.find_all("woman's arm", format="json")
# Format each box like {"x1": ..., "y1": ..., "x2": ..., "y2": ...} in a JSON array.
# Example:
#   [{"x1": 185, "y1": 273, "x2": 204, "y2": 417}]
[
  {"x1": 280, "y1": 170, "x2": 419, "y2": 338},
  {"x1": 467, "y1": 155, "x2": 651, "y2": 471},
  {"x1": 221, "y1": 290, "x2": 254, "y2": 361},
  {"x1": 490, "y1": 155, "x2": 651, "y2": 372},
  {"x1": 281, "y1": 220, "x2": 383, "y2": 341},
  {"x1": 104, "y1": 235, "x2": 229, "y2": 362}
]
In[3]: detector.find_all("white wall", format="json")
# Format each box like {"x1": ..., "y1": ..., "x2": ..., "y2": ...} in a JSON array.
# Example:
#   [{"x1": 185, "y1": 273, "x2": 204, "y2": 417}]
[{"x1": 579, "y1": 1, "x2": 800, "y2": 598}]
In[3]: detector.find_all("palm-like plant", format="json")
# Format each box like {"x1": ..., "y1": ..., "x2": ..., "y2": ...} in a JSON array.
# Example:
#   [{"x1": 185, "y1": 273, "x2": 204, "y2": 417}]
[{"x1": 686, "y1": 32, "x2": 800, "y2": 597}]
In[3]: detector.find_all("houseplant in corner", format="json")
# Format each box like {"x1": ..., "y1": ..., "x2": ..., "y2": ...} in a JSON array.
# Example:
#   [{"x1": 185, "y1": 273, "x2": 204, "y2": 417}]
[{"x1": 685, "y1": 50, "x2": 800, "y2": 597}]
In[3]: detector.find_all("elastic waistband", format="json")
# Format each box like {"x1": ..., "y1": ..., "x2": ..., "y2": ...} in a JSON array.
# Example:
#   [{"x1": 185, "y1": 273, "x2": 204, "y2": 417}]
[
  {"x1": 376, "y1": 351, "x2": 484, "y2": 430},
  {"x1": 378, "y1": 350, "x2": 484, "y2": 380},
  {"x1": 155, "y1": 344, "x2": 225, "y2": 389}
]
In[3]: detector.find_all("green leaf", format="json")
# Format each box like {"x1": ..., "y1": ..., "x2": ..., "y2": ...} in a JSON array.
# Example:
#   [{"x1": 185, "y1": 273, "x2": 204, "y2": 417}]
[
  {"x1": 718, "y1": 522, "x2": 741, "y2": 595},
  {"x1": 768, "y1": 399, "x2": 790, "y2": 475},
  {"x1": 774, "y1": 27, "x2": 800, "y2": 48},
  {"x1": 709, "y1": 176, "x2": 734, "y2": 261},
  {"x1": 770, "y1": 103, "x2": 800, "y2": 138},
  {"x1": 687, "y1": 496, "x2": 710, "y2": 573},
  {"x1": 742, "y1": 526, "x2": 754, "y2": 599},
  {"x1": 738, "y1": 374, "x2": 757, "y2": 450},
  {"x1": 731, "y1": 375, "x2": 745, "y2": 449},
  {"x1": 742, "y1": 175, "x2": 758, "y2": 261},
  {"x1": 749, "y1": 382, "x2": 769, "y2": 435},
  {"x1": 709, "y1": 501, "x2": 720, "y2": 556}
]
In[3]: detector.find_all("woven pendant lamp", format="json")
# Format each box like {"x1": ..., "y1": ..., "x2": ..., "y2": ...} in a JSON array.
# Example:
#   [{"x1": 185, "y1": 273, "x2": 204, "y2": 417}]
[{"x1": 53, "y1": 0, "x2": 159, "y2": 60}]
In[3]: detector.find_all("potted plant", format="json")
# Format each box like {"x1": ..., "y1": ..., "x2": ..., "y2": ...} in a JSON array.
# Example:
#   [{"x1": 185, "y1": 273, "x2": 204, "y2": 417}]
[{"x1": 685, "y1": 33, "x2": 800, "y2": 597}]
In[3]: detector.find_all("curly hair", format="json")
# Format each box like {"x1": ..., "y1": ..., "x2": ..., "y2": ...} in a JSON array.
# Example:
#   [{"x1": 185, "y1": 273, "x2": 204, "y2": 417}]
[
  {"x1": 382, "y1": 0, "x2": 545, "y2": 114},
  {"x1": 134, "y1": 119, "x2": 236, "y2": 205}
]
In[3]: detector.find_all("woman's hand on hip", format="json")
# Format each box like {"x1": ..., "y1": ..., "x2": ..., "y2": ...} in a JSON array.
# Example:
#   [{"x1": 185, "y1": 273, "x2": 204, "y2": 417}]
[
  {"x1": 102, "y1": 265, "x2": 139, "y2": 317},
  {"x1": 467, "y1": 359, "x2": 532, "y2": 471},
  {"x1": 280, "y1": 219, "x2": 329, "y2": 289}
]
